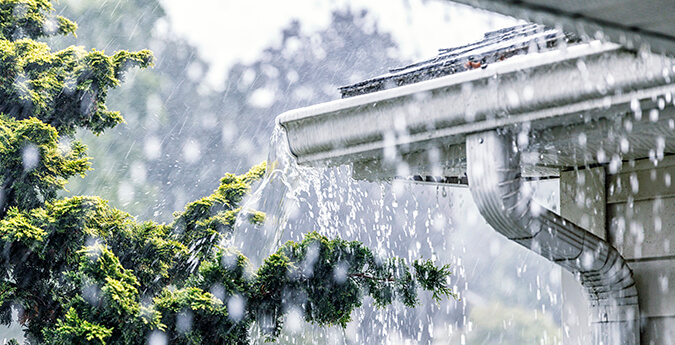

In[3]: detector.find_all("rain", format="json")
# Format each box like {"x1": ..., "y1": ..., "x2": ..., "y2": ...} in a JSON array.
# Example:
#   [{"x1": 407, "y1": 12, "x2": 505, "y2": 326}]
[{"x1": 2, "y1": 0, "x2": 675, "y2": 344}]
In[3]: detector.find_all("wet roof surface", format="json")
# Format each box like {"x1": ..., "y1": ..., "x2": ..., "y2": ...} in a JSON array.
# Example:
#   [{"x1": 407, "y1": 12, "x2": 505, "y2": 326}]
[
  {"x1": 452, "y1": 0, "x2": 675, "y2": 58},
  {"x1": 339, "y1": 24, "x2": 579, "y2": 98}
]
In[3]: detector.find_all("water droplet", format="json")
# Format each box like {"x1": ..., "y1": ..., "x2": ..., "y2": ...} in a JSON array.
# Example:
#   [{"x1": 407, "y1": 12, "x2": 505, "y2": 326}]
[
  {"x1": 620, "y1": 137, "x2": 630, "y2": 153},
  {"x1": 148, "y1": 331, "x2": 167, "y2": 345},
  {"x1": 597, "y1": 149, "x2": 607, "y2": 163},
  {"x1": 658, "y1": 98, "x2": 666, "y2": 110},
  {"x1": 22, "y1": 143, "x2": 39, "y2": 171},
  {"x1": 654, "y1": 275, "x2": 668, "y2": 295},
  {"x1": 649, "y1": 109, "x2": 659, "y2": 122},
  {"x1": 228, "y1": 295, "x2": 246, "y2": 322}
]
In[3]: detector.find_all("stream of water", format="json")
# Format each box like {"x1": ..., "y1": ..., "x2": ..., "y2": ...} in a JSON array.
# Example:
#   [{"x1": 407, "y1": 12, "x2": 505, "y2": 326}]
[
  {"x1": 230, "y1": 125, "x2": 317, "y2": 267},
  {"x1": 228, "y1": 124, "x2": 563, "y2": 345}
]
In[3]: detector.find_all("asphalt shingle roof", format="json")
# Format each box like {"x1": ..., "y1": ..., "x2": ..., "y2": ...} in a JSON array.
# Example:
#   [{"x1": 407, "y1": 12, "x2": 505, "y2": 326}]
[{"x1": 339, "y1": 24, "x2": 579, "y2": 98}]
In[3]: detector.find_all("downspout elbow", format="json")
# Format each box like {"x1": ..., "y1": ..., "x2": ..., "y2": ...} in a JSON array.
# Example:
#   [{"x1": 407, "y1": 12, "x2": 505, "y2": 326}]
[{"x1": 466, "y1": 131, "x2": 639, "y2": 345}]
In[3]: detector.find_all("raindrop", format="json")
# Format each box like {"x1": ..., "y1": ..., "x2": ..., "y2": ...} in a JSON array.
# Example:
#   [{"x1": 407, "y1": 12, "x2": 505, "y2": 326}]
[
  {"x1": 186, "y1": 62, "x2": 204, "y2": 82},
  {"x1": 523, "y1": 85, "x2": 534, "y2": 101},
  {"x1": 629, "y1": 173, "x2": 639, "y2": 194},
  {"x1": 228, "y1": 295, "x2": 245, "y2": 322},
  {"x1": 82, "y1": 284, "x2": 101, "y2": 305},
  {"x1": 396, "y1": 161, "x2": 410, "y2": 177},
  {"x1": 654, "y1": 216, "x2": 662, "y2": 233},
  {"x1": 517, "y1": 131, "x2": 529, "y2": 148},
  {"x1": 210, "y1": 284, "x2": 225, "y2": 302},
  {"x1": 333, "y1": 261, "x2": 349, "y2": 284},
  {"x1": 597, "y1": 149, "x2": 607, "y2": 163},
  {"x1": 22, "y1": 144, "x2": 39, "y2": 171},
  {"x1": 649, "y1": 109, "x2": 659, "y2": 122},
  {"x1": 609, "y1": 155, "x2": 622, "y2": 174},
  {"x1": 658, "y1": 98, "x2": 666, "y2": 110},
  {"x1": 620, "y1": 137, "x2": 630, "y2": 153},
  {"x1": 656, "y1": 136, "x2": 665, "y2": 160},
  {"x1": 182, "y1": 139, "x2": 201, "y2": 164},
  {"x1": 130, "y1": 161, "x2": 147, "y2": 184},
  {"x1": 580, "y1": 251, "x2": 594, "y2": 269},
  {"x1": 602, "y1": 96, "x2": 612, "y2": 109},
  {"x1": 285, "y1": 307, "x2": 303, "y2": 333},
  {"x1": 148, "y1": 331, "x2": 167, "y2": 345},
  {"x1": 658, "y1": 275, "x2": 669, "y2": 293},
  {"x1": 576, "y1": 59, "x2": 589, "y2": 79},
  {"x1": 506, "y1": 88, "x2": 520, "y2": 107},
  {"x1": 177, "y1": 310, "x2": 193, "y2": 334},
  {"x1": 117, "y1": 182, "x2": 135, "y2": 205},
  {"x1": 383, "y1": 131, "x2": 396, "y2": 163},
  {"x1": 633, "y1": 109, "x2": 642, "y2": 121},
  {"x1": 248, "y1": 88, "x2": 276, "y2": 108},
  {"x1": 605, "y1": 73, "x2": 615, "y2": 87},
  {"x1": 144, "y1": 136, "x2": 162, "y2": 160}
]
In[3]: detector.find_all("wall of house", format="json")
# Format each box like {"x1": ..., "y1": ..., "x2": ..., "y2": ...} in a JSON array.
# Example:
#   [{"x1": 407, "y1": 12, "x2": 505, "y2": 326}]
[
  {"x1": 607, "y1": 157, "x2": 675, "y2": 344},
  {"x1": 560, "y1": 157, "x2": 675, "y2": 345}
]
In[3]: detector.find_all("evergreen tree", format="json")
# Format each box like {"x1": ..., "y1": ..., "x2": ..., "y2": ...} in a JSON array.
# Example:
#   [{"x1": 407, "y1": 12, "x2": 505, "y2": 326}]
[
  {"x1": 50, "y1": 0, "x2": 403, "y2": 222},
  {"x1": 0, "y1": 1, "x2": 455, "y2": 343}
]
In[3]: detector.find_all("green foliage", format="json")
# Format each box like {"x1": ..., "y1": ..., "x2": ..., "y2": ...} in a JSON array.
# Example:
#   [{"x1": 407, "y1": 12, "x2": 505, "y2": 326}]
[
  {"x1": 249, "y1": 232, "x2": 456, "y2": 340},
  {"x1": 0, "y1": 37, "x2": 152, "y2": 135},
  {"x1": 0, "y1": 115, "x2": 89, "y2": 217},
  {"x1": 0, "y1": 0, "x2": 153, "y2": 221},
  {"x1": 0, "y1": 0, "x2": 77, "y2": 41},
  {"x1": 413, "y1": 260, "x2": 456, "y2": 302},
  {"x1": 154, "y1": 287, "x2": 248, "y2": 345},
  {"x1": 171, "y1": 163, "x2": 266, "y2": 262},
  {"x1": 44, "y1": 308, "x2": 112, "y2": 345},
  {"x1": 0, "y1": 1, "x2": 457, "y2": 344}
]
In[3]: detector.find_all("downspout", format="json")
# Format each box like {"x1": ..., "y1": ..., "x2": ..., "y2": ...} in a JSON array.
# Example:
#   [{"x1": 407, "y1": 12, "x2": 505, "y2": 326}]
[{"x1": 466, "y1": 131, "x2": 639, "y2": 345}]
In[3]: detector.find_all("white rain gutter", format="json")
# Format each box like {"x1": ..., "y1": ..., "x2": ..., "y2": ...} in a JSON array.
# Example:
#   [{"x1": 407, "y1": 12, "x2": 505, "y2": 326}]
[
  {"x1": 466, "y1": 130, "x2": 638, "y2": 345},
  {"x1": 278, "y1": 43, "x2": 675, "y2": 170}
]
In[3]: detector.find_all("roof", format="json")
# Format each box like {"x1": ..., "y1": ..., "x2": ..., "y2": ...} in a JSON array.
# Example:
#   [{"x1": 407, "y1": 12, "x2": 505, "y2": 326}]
[
  {"x1": 451, "y1": 0, "x2": 675, "y2": 57},
  {"x1": 339, "y1": 24, "x2": 578, "y2": 98}
]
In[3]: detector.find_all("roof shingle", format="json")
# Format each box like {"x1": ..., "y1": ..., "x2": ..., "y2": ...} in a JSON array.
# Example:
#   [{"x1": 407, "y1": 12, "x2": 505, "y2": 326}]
[{"x1": 339, "y1": 24, "x2": 579, "y2": 98}]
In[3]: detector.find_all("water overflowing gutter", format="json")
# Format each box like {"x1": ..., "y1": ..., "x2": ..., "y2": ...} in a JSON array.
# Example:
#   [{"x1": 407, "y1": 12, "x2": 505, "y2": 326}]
[{"x1": 276, "y1": 41, "x2": 675, "y2": 344}]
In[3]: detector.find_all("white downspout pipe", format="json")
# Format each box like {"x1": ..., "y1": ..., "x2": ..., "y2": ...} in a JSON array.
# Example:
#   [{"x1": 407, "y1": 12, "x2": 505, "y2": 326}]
[{"x1": 466, "y1": 131, "x2": 639, "y2": 345}]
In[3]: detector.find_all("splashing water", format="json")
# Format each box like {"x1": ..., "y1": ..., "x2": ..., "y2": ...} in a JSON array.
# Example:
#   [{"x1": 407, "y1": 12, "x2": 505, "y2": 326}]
[
  {"x1": 230, "y1": 124, "x2": 317, "y2": 267},
  {"x1": 227, "y1": 124, "x2": 563, "y2": 345}
]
